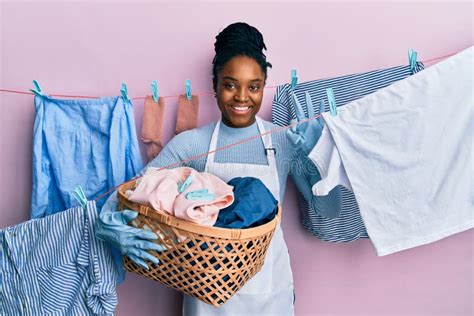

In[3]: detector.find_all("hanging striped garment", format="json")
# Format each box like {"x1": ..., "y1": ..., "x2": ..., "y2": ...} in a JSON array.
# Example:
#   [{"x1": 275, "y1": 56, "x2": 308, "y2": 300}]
[
  {"x1": 272, "y1": 62, "x2": 424, "y2": 242},
  {"x1": 0, "y1": 201, "x2": 118, "y2": 315}
]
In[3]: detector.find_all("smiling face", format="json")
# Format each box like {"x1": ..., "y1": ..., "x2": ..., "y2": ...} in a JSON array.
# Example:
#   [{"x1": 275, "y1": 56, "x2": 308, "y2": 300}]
[{"x1": 215, "y1": 55, "x2": 265, "y2": 128}]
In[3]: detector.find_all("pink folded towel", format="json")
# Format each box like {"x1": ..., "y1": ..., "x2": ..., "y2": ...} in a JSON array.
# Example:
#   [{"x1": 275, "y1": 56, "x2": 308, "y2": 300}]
[{"x1": 128, "y1": 167, "x2": 234, "y2": 226}]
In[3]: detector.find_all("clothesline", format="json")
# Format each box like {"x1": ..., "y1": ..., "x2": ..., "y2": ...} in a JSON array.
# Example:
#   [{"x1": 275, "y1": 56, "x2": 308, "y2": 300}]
[
  {"x1": 0, "y1": 51, "x2": 457, "y2": 100},
  {"x1": 1, "y1": 49, "x2": 461, "y2": 203}
]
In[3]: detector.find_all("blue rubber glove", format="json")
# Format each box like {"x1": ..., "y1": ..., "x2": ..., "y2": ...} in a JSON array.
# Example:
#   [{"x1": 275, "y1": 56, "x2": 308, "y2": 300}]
[
  {"x1": 287, "y1": 91, "x2": 342, "y2": 218},
  {"x1": 293, "y1": 153, "x2": 342, "y2": 218},
  {"x1": 96, "y1": 208, "x2": 166, "y2": 270},
  {"x1": 286, "y1": 91, "x2": 325, "y2": 156}
]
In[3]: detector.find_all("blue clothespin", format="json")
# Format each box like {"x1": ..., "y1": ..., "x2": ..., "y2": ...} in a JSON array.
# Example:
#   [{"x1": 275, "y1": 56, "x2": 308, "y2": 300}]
[
  {"x1": 178, "y1": 174, "x2": 193, "y2": 193},
  {"x1": 30, "y1": 80, "x2": 44, "y2": 97},
  {"x1": 185, "y1": 79, "x2": 192, "y2": 101},
  {"x1": 151, "y1": 80, "x2": 159, "y2": 102},
  {"x1": 326, "y1": 88, "x2": 337, "y2": 117},
  {"x1": 408, "y1": 49, "x2": 418, "y2": 73},
  {"x1": 72, "y1": 185, "x2": 88, "y2": 209},
  {"x1": 120, "y1": 83, "x2": 130, "y2": 103},
  {"x1": 319, "y1": 99, "x2": 325, "y2": 115},
  {"x1": 291, "y1": 69, "x2": 298, "y2": 89},
  {"x1": 304, "y1": 91, "x2": 316, "y2": 119},
  {"x1": 185, "y1": 189, "x2": 216, "y2": 201}
]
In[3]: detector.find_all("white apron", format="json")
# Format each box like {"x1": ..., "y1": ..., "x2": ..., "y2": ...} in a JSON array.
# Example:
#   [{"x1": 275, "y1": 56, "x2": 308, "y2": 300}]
[{"x1": 183, "y1": 117, "x2": 294, "y2": 316}]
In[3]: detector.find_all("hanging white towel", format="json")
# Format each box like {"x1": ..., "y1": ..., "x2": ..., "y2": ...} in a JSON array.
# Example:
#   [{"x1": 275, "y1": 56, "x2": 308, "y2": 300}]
[{"x1": 309, "y1": 46, "x2": 474, "y2": 256}]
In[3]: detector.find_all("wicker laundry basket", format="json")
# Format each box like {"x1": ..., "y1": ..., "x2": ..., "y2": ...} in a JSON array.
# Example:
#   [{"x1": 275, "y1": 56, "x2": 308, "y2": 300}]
[{"x1": 117, "y1": 180, "x2": 281, "y2": 306}]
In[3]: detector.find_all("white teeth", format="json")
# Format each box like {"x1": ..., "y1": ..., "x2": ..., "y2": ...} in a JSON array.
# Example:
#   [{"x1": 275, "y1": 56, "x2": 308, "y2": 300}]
[{"x1": 232, "y1": 106, "x2": 250, "y2": 111}]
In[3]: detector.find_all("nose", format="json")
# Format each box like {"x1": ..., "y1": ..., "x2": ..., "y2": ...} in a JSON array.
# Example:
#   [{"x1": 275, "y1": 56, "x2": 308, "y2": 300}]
[{"x1": 234, "y1": 87, "x2": 249, "y2": 103}]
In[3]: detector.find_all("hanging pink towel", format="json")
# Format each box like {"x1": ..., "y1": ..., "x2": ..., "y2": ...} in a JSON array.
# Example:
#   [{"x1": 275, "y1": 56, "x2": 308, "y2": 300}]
[
  {"x1": 141, "y1": 95, "x2": 166, "y2": 161},
  {"x1": 174, "y1": 95, "x2": 199, "y2": 135}
]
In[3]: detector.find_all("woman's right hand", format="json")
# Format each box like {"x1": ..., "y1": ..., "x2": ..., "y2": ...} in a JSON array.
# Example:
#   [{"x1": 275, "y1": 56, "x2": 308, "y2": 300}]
[
  {"x1": 96, "y1": 206, "x2": 166, "y2": 270},
  {"x1": 286, "y1": 91, "x2": 325, "y2": 157}
]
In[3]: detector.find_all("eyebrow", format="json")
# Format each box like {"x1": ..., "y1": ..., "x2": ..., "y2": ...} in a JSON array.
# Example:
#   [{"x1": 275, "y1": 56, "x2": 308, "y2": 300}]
[{"x1": 222, "y1": 76, "x2": 263, "y2": 82}]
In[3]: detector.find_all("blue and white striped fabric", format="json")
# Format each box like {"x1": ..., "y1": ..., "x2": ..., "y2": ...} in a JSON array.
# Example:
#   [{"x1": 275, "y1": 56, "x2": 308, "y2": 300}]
[
  {"x1": 272, "y1": 62, "x2": 424, "y2": 242},
  {"x1": 0, "y1": 201, "x2": 118, "y2": 315}
]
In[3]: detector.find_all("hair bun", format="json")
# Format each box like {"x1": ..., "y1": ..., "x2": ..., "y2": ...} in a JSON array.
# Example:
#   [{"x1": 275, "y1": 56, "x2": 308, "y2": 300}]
[{"x1": 214, "y1": 22, "x2": 267, "y2": 56}]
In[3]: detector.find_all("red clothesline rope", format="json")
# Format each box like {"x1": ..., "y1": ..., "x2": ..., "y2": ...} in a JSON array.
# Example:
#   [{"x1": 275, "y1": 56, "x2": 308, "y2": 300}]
[
  {"x1": 0, "y1": 51, "x2": 459, "y2": 100},
  {"x1": 421, "y1": 52, "x2": 457, "y2": 64},
  {"x1": 0, "y1": 87, "x2": 280, "y2": 100}
]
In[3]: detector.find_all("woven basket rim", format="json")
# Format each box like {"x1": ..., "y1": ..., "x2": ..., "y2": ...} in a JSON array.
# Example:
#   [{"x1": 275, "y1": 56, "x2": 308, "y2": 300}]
[{"x1": 117, "y1": 180, "x2": 281, "y2": 239}]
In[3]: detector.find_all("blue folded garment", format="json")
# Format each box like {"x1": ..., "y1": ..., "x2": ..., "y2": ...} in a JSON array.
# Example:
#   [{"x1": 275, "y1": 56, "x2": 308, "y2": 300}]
[{"x1": 214, "y1": 177, "x2": 278, "y2": 229}]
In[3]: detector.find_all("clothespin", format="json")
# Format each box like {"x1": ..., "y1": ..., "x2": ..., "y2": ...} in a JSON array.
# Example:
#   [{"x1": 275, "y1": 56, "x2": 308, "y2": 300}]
[
  {"x1": 408, "y1": 49, "x2": 418, "y2": 73},
  {"x1": 72, "y1": 185, "x2": 88, "y2": 209},
  {"x1": 178, "y1": 174, "x2": 193, "y2": 193},
  {"x1": 326, "y1": 88, "x2": 337, "y2": 117},
  {"x1": 291, "y1": 69, "x2": 298, "y2": 89},
  {"x1": 304, "y1": 91, "x2": 315, "y2": 117},
  {"x1": 120, "y1": 83, "x2": 130, "y2": 103},
  {"x1": 30, "y1": 80, "x2": 44, "y2": 97},
  {"x1": 151, "y1": 80, "x2": 159, "y2": 102},
  {"x1": 185, "y1": 189, "x2": 216, "y2": 201},
  {"x1": 185, "y1": 79, "x2": 192, "y2": 100},
  {"x1": 319, "y1": 99, "x2": 325, "y2": 115}
]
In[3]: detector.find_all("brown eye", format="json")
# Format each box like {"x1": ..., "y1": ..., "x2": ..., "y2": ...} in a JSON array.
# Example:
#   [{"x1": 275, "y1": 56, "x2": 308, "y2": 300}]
[
  {"x1": 250, "y1": 85, "x2": 261, "y2": 92},
  {"x1": 224, "y1": 82, "x2": 236, "y2": 90}
]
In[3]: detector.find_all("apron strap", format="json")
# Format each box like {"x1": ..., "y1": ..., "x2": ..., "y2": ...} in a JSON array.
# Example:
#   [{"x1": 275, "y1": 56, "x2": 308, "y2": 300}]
[
  {"x1": 205, "y1": 120, "x2": 221, "y2": 166},
  {"x1": 255, "y1": 117, "x2": 278, "y2": 173}
]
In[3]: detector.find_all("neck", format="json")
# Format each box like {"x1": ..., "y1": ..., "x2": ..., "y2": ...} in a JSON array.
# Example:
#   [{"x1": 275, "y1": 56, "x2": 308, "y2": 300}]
[
  {"x1": 219, "y1": 118, "x2": 258, "y2": 137},
  {"x1": 221, "y1": 116, "x2": 257, "y2": 128}
]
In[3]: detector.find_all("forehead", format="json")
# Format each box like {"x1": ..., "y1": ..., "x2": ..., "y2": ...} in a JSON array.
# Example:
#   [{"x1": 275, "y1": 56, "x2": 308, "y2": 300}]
[{"x1": 220, "y1": 55, "x2": 264, "y2": 81}]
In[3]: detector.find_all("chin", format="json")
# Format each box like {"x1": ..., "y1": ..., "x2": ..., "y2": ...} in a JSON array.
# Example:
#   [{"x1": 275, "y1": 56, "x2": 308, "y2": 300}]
[{"x1": 228, "y1": 115, "x2": 255, "y2": 128}]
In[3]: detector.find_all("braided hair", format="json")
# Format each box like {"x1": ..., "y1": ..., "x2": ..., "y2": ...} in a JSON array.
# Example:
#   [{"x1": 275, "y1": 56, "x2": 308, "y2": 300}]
[{"x1": 212, "y1": 22, "x2": 272, "y2": 92}]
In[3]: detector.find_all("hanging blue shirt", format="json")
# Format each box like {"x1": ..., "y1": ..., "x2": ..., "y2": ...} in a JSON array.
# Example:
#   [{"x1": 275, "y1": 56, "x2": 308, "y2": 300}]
[
  {"x1": 0, "y1": 201, "x2": 118, "y2": 315},
  {"x1": 31, "y1": 95, "x2": 143, "y2": 219}
]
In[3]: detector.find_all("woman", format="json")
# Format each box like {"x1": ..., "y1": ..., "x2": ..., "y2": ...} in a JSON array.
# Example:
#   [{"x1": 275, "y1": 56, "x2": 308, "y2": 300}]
[{"x1": 97, "y1": 22, "x2": 338, "y2": 315}]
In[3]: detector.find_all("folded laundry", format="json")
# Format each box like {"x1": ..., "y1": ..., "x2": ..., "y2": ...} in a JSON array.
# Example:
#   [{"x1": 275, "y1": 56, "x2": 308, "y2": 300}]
[
  {"x1": 127, "y1": 167, "x2": 234, "y2": 226},
  {"x1": 215, "y1": 177, "x2": 278, "y2": 229}
]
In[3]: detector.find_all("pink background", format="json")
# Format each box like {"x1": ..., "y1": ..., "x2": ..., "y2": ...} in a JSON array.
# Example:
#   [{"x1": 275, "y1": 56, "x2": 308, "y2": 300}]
[{"x1": 1, "y1": 1, "x2": 473, "y2": 315}]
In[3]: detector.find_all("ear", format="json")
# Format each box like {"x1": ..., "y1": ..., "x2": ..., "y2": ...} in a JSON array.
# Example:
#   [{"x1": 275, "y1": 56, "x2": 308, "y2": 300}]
[{"x1": 212, "y1": 78, "x2": 218, "y2": 93}]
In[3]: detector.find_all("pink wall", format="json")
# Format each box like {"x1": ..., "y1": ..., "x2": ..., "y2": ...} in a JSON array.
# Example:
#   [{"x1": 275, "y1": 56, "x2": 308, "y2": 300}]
[{"x1": 1, "y1": 1, "x2": 472, "y2": 315}]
